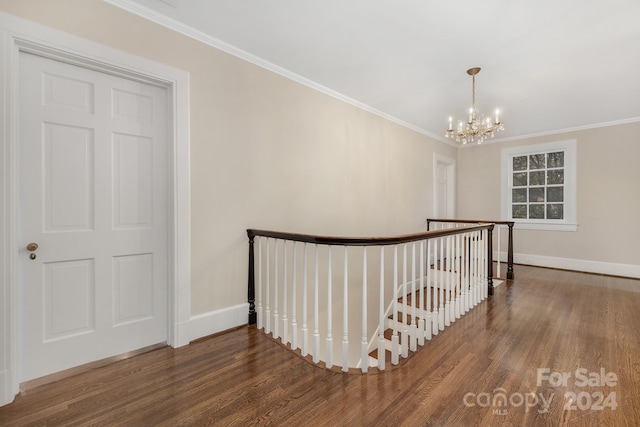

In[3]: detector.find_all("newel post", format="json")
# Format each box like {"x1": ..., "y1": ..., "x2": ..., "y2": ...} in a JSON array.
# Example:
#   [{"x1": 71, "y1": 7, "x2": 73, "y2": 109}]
[
  {"x1": 487, "y1": 224, "x2": 494, "y2": 296},
  {"x1": 247, "y1": 230, "x2": 257, "y2": 325},
  {"x1": 507, "y1": 222, "x2": 514, "y2": 280}
]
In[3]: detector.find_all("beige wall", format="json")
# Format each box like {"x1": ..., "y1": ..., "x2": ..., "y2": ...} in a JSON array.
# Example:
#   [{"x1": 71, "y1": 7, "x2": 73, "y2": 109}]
[
  {"x1": 0, "y1": 0, "x2": 456, "y2": 315},
  {"x1": 458, "y1": 122, "x2": 640, "y2": 267}
]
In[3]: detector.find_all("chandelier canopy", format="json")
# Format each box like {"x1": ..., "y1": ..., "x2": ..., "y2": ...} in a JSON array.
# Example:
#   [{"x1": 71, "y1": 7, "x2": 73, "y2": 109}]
[{"x1": 445, "y1": 67, "x2": 504, "y2": 144}]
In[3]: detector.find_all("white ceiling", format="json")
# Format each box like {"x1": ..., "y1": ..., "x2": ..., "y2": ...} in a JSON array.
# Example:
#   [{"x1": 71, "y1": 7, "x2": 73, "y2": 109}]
[{"x1": 113, "y1": 0, "x2": 640, "y2": 143}]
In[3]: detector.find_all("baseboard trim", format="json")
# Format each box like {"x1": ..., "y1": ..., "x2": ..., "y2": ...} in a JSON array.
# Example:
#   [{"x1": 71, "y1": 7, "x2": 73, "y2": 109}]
[
  {"x1": 188, "y1": 303, "x2": 249, "y2": 342},
  {"x1": 19, "y1": 343, "x2": 166, "y2": 393},
  {"x1": 0, "y1": 370, "x2": 15, "y2": 407},
  {"x1": 494, "y1": 251, "x2": 640, "y2": 279}
]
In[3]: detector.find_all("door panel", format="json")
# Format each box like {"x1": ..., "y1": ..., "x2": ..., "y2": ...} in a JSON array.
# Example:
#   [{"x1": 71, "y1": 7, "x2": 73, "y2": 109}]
[
  {"x1": 18, "y1": 52, "x2": 168, "y2": 382},
  {"x1": 113, "y1": 253, "x2": 154, "y2": 325},
  {"x1": 113, "y1": 133, "x2": 153, "y2": 228},
  {"x1": 43, "y1": 259, "x2": 95, "y2": 341},
  {"x1": 44, "y1": 123, "x2": 95, "y2": 231}
]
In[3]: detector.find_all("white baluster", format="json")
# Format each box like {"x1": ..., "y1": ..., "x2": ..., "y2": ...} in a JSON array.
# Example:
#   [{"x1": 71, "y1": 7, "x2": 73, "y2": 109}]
[
  {"x1": 432, "y1": 237, "x2": 439, "y2": 336},
  {"x1": 410, "y1": 242, "x2": 417, "y2": 351},
  {"x1": 417, "y1": 240, "x2": 425, "y2": 346},
  {"x1": 438, "y1": 237, "x2": 445, "y2": 331},
  {"x1": 326, "y1": 246, "x2": 333, "y2": 369},
  {"x1": 479, "y1": 230, "x2": 484, "y2": 301},
  {"x1": 291, "y1": 242, "x2": 297, "y2": 350},
  {"x1": 455, "y1": 233, "x2": 461, "y2": 320},
  {"x1": 425, "y1": 239, "x2": 432, "y2": 340},
  {"x1": 478, "y1": 230, "x2": 484, "y2": 301},
  {"x1": 475, "y1": 231, "x2": 480, "y2": 303},
  {"x1": 449, "y1": 235, "x2": 456, "y2": 324},
  {"x1": 483, "y1": 229, "x2": 488, "y2": 300},
  {"x1": 273, "y1": 239, "x2": 279, "y2": 339},
  {"x1": 463, "y1": 233, "x2": 469, "y2": 314},
  {"x1": 479, "y1": 231, "x2": 483, "y2": 303},
  {"x1": 313, "y1": 244, "x2": 320, "y2": 363},
  {"x1": 470, "y1": 232, "x2": 476, "y2": 307},
  {"x1": 342, "y1": 246, "x2": 349, "y2": 372},
  {"x1": 473, "y1": 231, "x2": 479, "y2": 307},
  {"x1": 361, "y1": 247, "x2": 368, "y2": 373},
  {"x1": 468, "y1": 232, "x2": 474, "y2": 311},
  {"x1": 265, "y1": 238, "x2": 271, "y2": 335},
  {"x1": 301, "y1": 243, "x2": 308, "y2": 356},
  {"x1": 401, "y1": 244, "x2": 409, "y2": 358},
  {"x1": 257, "y1": 237, "x2": 263, "y2": 330},
  {"x1": 497, "y1": 225, "x2": 502, "y2": 279},
  {"x1": 391, "y1": 245, "x2": 399, "y2": 365},
  {"x1": 378, "y1": 246, "x2": 385, "y2": 371},
  {"x1": 468, "y1": 233, "x2": 474, "y2": 307},
  {"x1": 444, "y1": 236, "x2": 451, "y2": 327},
  {"x1": 481, "y1": 229, "x2": 487, "y2": 300},
  {"x1": 282, "y1": 240, "x2": 288, "y2": 345}
]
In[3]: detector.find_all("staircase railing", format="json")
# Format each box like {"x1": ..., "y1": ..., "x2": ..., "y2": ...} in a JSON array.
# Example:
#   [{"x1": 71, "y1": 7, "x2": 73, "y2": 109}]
[
  {"x1": 427, "y1": 218, "x2": 514, "y2": 280},
  {"x1": 246, "y1": 223, "x2": 494, "y2": 373}
]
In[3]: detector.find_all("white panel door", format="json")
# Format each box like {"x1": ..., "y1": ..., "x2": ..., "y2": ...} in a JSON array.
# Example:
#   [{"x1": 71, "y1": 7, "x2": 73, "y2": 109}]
[
  {"x1": 18, "y1": 52, "x2": 168, "y2": 382},
  {"x1": 433, "y1": 156, "x2": 455, "y2": 219},
  {"x1": 436, "y1": 162, "x2": 448, "y2": 217}
]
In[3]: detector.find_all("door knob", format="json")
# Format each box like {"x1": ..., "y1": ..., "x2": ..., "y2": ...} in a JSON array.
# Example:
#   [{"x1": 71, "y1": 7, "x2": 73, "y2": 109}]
[{"x1": 26, "y1": 243, "x2": 39, "y2": 252}]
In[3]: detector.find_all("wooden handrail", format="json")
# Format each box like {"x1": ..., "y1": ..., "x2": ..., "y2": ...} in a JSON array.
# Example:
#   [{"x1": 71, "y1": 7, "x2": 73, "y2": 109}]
[
  {"x1": 426, "y1": 218, "x2": 514, "y2": 226},
  {"x1": 248, "y1": 224, "x2": 492, "y2": 246},
  {"x1": 426, "y1": 218, "x2": 514, "y2": 280}
]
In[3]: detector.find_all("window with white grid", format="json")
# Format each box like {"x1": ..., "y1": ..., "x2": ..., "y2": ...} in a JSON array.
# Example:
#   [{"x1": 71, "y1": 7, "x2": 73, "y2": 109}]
[{"x1": 501, "y1": 140, "x2": 577, "y2": 231}]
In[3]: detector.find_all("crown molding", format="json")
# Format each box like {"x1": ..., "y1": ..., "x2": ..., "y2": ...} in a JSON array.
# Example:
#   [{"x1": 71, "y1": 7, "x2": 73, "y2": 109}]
[
  {"x1": 104, "y1": 0, "x2": 453, "y2": 146},
  {"x1": 459, "y1": 116, "x2": 640, "y2": 148}
]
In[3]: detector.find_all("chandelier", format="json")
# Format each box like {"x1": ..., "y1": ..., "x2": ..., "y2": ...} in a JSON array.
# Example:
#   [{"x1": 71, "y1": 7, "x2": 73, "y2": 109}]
[{"x1": 445, "y1": 67, "x2": 504, "y2": 144}]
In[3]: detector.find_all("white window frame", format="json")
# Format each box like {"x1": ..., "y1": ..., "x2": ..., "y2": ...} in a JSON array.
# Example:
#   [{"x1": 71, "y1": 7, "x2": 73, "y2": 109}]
[{"x1": 501, "y1": 140, "x2": 577, "y2": 231}]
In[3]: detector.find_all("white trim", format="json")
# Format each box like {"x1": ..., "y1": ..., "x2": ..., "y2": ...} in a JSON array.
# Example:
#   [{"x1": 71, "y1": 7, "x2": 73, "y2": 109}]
[
  {"x1": 104, "y1": 1, "x2": 640, "y2": 150},
  {"x1": 103, "y1": 0, "x2": 455, "y2": 147},
  {"x1": 508, "y1": 222, "x2": 577, "y2": 232},
  {"x1": 458, "y1": 117, "x2": 640, "y2": 147},
  {"x1": 0, "y1": 12, "x2": 191, "y2": 406},
  {"x1": 512, "y1": 253, "x2": 640, "y2": 280},
  {"x1": 188, "y1": 304, "x2": 249, "y2": 342},
  {"x1": 501, "y1": 140, "x2": 577, "y2": 231},
  {"x1": 432, "y1": 154, "x2": 456, "y2": 218}
]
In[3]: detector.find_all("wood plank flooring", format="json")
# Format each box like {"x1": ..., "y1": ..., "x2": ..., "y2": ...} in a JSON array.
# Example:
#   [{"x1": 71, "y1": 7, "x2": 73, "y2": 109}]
[{"x1": 1, "y1": 265, "x2": 639, "y2": 426}]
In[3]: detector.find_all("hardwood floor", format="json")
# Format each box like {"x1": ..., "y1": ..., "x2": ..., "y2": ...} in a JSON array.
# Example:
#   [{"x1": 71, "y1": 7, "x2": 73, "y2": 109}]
[{"x1": 1, "y1": 265, "x2": 639, "y2": 426}]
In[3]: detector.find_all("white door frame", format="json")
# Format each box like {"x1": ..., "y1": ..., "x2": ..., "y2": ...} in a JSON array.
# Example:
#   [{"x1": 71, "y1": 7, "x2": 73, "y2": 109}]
[
  {"x1": 0, "y1": 12, "x2": 191, "y2": 405},
  {"x1": 432, "y1": 154, "x2": 456, "y2": 218}
]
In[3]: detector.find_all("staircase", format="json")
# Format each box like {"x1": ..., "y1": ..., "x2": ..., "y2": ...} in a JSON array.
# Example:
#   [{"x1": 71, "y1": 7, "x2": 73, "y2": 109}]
[{"x1": 367, "y1": 267, "x2": 487, "y2": 369}]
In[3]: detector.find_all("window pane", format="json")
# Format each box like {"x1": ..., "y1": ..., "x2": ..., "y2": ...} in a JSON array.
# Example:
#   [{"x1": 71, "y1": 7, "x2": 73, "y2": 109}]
[
  {"x1": 547, "y1": 187, "x2": 564, "y2": 202},
  {"x1": 547, "y1": 169, "x2": 564, "y2": 185},
  {"x1": 547, "y1": 204, "x2": 564, "y2": 219},
  {"x1": 529, "y1": 154, "x2": 545, "y2": 170},
  {"x1": 529, "y1": 171, "x2": 545, "y2": 186},
  {"x1": 529, "y1": 188, "x2": 545, "y2": 202},
  {"x1": 513, "y1": 156, "x2": 527, "y2": 171},
  {"x1": 547, "y1": 151, "x2": 564, "y2": 168},
  {"x1": 513, "y1": 172, "x2": 527, "y2": 187},
  {"x1": 512, "y1": 188, "x2": 527, "y2": 203},
  {"x1": 529, "y1": 204, "x2": 545, "y2": 219},
  {"x1": 512, "y1": 204, "x2": 527, "y2": 219}
]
